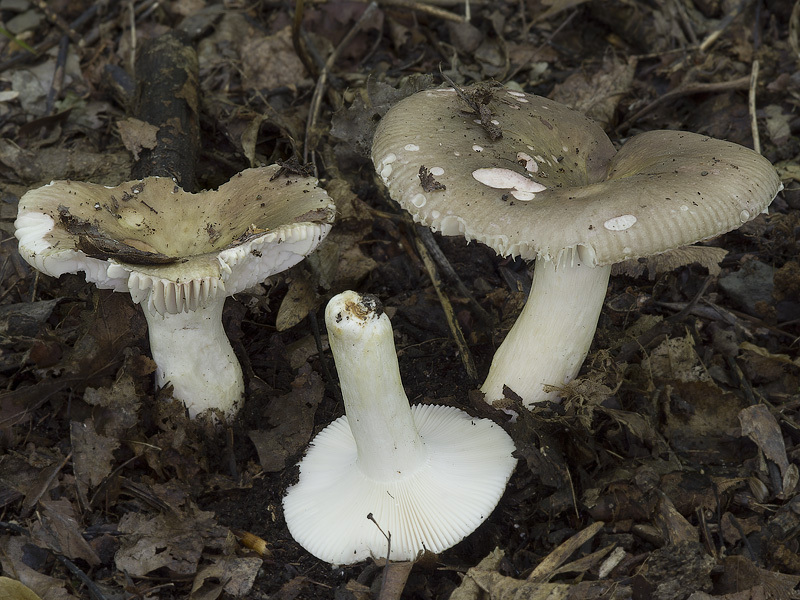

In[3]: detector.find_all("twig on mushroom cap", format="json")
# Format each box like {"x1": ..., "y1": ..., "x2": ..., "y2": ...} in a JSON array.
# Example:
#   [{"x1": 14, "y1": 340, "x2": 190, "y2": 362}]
[
  {"x1": 282, "y1": 291, "x2": 516, "y2": 565},
  {"x1": 14, "y1": 167, "x2": 335, "y2": 419},
  {"x1": 372, "y1": 84, "x2": 782, "y2": 408}
]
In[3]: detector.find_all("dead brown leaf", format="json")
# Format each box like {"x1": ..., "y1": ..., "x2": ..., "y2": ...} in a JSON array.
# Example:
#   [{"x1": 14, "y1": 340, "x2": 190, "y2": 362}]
[{"x1": 248, "y1": 364, "x2": 324, "y2": 472}]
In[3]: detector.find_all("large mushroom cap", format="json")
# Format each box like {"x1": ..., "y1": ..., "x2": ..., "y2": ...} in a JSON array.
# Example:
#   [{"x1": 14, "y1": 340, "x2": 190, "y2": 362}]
[
  {"x1": 14, "y1": 165, "x2": 336, "y2": 314},
  {"x1": 372, "y1": 85, "x2": 782, "y2": 265}
]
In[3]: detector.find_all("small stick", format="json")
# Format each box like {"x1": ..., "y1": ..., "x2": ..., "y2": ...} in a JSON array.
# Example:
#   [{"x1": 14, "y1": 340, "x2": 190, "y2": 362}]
[
  {"x1": 380, "y1": 0, "x2": 466, "y2": 23},
  {"x1": 415, "y1": 226, "x2": 493, "y2": 326},
  {"x1": 617, "y1": 76, "x2": 750, "y2": 133},
  {"x1": 32, "y1": 0, "x2": 84, "y2": 47},
  {"x1": 748, "y1": 60, "x2": 761, "y2": 154},
  {"x1": 304, "y1": 2, "x2": 379, "y2": 166},
  {"x1": 368, "y1": 513, "x2": 392, "y2": 592},
  {"x1": 699, "y1": 0, "x2": 752, "y2": 53},
  {"x1": 44, "y1": 35, "x2": 70, "y2": 116},
  {"x1": 412, "y1": 229, "x2": 479, "y2": 382}
]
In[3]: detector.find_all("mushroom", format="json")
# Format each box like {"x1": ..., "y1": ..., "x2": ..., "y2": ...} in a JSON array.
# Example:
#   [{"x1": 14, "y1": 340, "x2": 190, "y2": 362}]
[
  {"x1": 14, "y1": 166, "x2": 336, "y2": 419},
  {"x1": 372, "y1": 84, "x2": 782, "y2": 408},
  {"x1": 282, "y1": 290, "x2": 516, "y2": 564}
]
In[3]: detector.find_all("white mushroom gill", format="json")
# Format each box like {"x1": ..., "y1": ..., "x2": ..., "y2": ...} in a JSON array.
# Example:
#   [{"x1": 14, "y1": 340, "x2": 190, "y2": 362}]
[{"x1": 282, "y1": 291, "x2": 516, "y2": 564}]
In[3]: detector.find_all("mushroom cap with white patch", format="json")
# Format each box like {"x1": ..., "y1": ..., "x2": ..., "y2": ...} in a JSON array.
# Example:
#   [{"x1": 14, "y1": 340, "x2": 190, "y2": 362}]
[
  {"x1": 14, "y1": 166, "x2": 336, "y2": 314},
  {"x1": 372, "y1": 85, "x2": 782, "y2": 265}
]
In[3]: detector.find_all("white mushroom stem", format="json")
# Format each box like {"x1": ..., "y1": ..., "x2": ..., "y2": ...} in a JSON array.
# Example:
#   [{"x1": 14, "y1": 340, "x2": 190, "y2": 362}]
[
  {"x1": 327, "y1": 293, "x2": 428, "y2": 480},
  {"x1": 481, "y1": 259, "x2": 612, "y2": 407},
  {"x1": 144, "y1": 300, "x2": 244, "y2": 419}
]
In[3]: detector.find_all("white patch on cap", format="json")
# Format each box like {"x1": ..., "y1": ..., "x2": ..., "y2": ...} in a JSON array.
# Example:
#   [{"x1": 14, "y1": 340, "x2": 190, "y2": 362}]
[
  {"x1": 491, "y1": 119, "x2": 500, "y2": 125},
  {"x1": 603, "y1": 215, "x2": 637, "y2": 231},
  {"x1": 562, "y1": 145, "x2": 569, "y2": 152},
  {"x1": 507, "y1": 90, "x2": 526, "y2": 97},
  {"x1": 404, "y1": 144, "x2": 420, "y2": 152},
  {"x1": 411, "y1": 194, "x2": 427, "y2": 208},
  {"x1": 517, "y1": 152, "x2": 538, "y2": 173},
  {"x1": 533, "y1": 154, "x2": 545, "y2": 163},
  {"x1": 473, "y1": 119, "x2": 482, "y2": 125},
  {"x1": 472, "y1": 145, "x2": 483, "y2": 152},
  {"x1": 511, "y1": 191, "x2": 536, "y2": 201},
  {"x1": 473, "y1": 168, "x2": 546, "y2": 192},
  {"x1": 680, "y1": 205, "x2": 689, "y2": 211},
  {"x1": 431, "y1": 210, "x2": 441, "y2": 219},
  {"x1": 454, "y1": 151, "x2": 461, "y2": 157},
  {"x1": 430, "y1": 167, "x2": 444, "y2": 176},
  {"x1": 439, "y1": 215, "x2": 466, "y2": 235},
  {"x1": 740, "y1": 209, "x2": 750, "y2": 222},
  {"x1": 380, "y1": 153, "x2": 396, "y2": 180}
]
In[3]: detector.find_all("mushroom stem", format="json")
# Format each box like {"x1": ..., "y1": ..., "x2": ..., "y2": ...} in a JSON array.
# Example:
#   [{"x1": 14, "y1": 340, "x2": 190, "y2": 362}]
[
  {"x1": 481, "y1": 259, "x2": 612, "y2": 407},
  {"x1": 326, "y1": 292, "x2": 428, "y2": 481},
  {"x1": 143, "y1": 300, "x2": 244, "y2": 419}
]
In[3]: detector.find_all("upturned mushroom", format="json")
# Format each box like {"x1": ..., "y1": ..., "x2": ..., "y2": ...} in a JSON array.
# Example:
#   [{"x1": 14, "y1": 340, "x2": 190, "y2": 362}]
[
  {"x1": 14, "y1": 166, "x2": 335, "y2": 419},
  {"x1": 282, "y1": 290, "x2": 516, "y2": 564},
  {"x1": 372, "y1": 84, "x2": 782, "y2": 408}
]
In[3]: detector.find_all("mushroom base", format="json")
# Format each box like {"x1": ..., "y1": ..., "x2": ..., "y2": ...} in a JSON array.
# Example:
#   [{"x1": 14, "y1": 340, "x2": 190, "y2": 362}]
[
  {"x1": 143, "y1": 300, "x2": 244, "y2": 419},
  {"x1": 481, "y1": 259, "x2": 611, "y2": 407}
]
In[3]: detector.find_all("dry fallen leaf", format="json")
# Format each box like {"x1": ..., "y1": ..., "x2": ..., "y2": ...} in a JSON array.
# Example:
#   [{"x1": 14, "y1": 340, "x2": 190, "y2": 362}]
[
  {"x1": 0, "y1": 576, "x2": 44, "y2": 600},
  {"x1": 248, "y1": 364, "x2": 325, "y2": 472}
]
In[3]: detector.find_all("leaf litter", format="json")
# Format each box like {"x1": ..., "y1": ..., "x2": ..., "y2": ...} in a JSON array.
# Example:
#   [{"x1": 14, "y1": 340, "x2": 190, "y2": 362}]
[{"x1": 0, "y1": 1, "x2": 798, "y2": 599}]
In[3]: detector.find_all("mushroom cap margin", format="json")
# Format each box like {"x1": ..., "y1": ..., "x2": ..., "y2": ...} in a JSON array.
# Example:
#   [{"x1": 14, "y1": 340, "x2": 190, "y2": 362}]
[{"x1": 14, "y1": 166, "x2": 336, "y2": 314}]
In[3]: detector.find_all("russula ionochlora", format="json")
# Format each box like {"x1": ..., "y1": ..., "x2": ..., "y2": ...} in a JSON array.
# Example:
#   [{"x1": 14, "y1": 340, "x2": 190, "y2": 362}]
[
  {"x1": 282, "y1": 290, "x2": 516, "y2": 564},
  {"x1": 372, "y1": 84, "x2": 782, "y2": 408},
  {"x1": 14, "y1": 166, "x2": 336, "y2": 419}
]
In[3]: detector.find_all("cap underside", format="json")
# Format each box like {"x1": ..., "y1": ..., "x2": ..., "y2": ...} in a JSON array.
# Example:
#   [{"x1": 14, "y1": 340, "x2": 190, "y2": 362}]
[{"x1": 283, "y1": 403, "x2": 517, "y2": 565}]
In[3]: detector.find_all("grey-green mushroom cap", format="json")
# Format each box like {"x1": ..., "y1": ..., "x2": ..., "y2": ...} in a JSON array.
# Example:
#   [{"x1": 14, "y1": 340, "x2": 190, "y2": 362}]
[{"x1": 372, "y1": 85, "x2": 782, "y2": 265}]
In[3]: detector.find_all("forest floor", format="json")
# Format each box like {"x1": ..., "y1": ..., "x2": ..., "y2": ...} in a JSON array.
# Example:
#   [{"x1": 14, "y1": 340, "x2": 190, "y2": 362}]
[{"x1": 1, "y1": 0, "x2": 800, "y2": 599}]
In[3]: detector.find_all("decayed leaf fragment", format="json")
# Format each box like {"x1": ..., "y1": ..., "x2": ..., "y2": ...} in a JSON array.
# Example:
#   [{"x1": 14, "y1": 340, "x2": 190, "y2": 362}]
[{"x1": 739, "y1": 404, "x2": 798, "y2": 497}]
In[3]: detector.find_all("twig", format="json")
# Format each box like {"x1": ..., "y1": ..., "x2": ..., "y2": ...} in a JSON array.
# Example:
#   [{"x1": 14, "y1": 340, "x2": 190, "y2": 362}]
[
  {"x1": 617, "y1": 75, "x2": 750, "y2": 133},
  {"x1": 292, "y1": 0, "x2": 317, "y2": 78},
  {"x1": 44, "y1": 35, "x2": 70, "y2": 116},
  {"x1": 0, "y1": 2, "x2": 103, "y2": 73},
  {"x1": 415, "y1": 226, "x2": 493, "y2": 326},
  {"x1": 748, "y1": 60, "x2": 761, "y2": 154},
  {"x1": 32, "y1": 0, "x2": 85, "y2": 48},
  {"x1": 55, "y1": 554, "x2": 109, "y2": 600},
  {"x1": 379, "y1": 0, "x2": 466, "y2": 23},
  {"x1": 412, "y1": 228, "x2": 479, "y2": 382},
  {"x1": 727, "y1": 513, "x2": 759, "y2": 563},
  {"x1": 309, "y1": 308, "x2": 343, "y2": 406},
  {"x1": 699, "y1": 0, "x2": 753, "y2": 53},
  {"x1": 304, "y1": 2, "x2": 379, "y2": 167},
  {"x1": 368, "y1": 512, "x2": 392, "y2": 588},
  {"x1": 673, "y1": 0, "x2": 698, "y2": 46}
]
